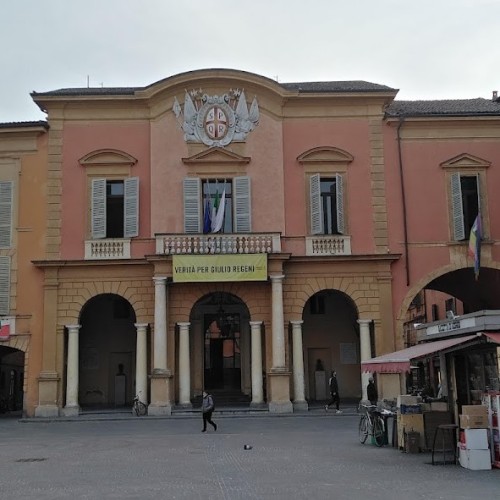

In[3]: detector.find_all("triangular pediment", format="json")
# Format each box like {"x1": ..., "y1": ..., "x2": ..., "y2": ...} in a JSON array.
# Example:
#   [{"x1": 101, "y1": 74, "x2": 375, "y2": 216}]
[
  {"x1": 297, "y1": 146, "x2": 354, "y2": 164},
  {"x1": 440, "y1": 153, "x2": 491, "y2": 169},
  {"x1": 79, "y1": 149, "x2": 137, "y2": 167},
  {"x1": 182, "y1": 147, "x2": 250, "y2": 165}
]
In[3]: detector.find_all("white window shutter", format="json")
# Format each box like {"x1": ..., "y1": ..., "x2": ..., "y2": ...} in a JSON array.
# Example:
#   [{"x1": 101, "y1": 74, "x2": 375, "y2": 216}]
[
  {"x1": 336, "y1": 173, "x2": 345, "y2": 235},
  {"x1": 124, "y1": 177, "x2": 139, "y2": 238},
  {"x1": 451, "y1": 172, "x2": 465, "y2": 241},
  {"x1": 310, "y1": 174, "x2": 323, "y2": 235},
  {"x1": 234, "y1": 176, "x2": 251, "y2": 233},
  {"x1": 0, "y1": 181, "x2": 13, "y2": 248},
  {"x1": 183, "y1": 177, "x2": 201, "y2": 233},
  {"x1": 92, "y1": 178, "x2": 107, "y2": 239},
  {"x1": 0, "y1": 256, "x2": 10, "y2": 315}
]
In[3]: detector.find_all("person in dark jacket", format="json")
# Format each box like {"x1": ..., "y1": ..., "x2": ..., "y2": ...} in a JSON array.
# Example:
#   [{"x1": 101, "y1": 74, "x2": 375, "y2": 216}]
[
  {"x1": 325, "y1": 370, "x2": 342, "y2": 413},
  {"x1": 367, "y1": 377, "x2": 378, "y2": 406},
  {"x1": 201, "y1": 391, "x2": 217, "y2": 432}
]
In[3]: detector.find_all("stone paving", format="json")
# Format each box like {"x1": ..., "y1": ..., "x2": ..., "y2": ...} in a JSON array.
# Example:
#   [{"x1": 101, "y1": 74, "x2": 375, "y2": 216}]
[{"x1": 0, "y1": 413, "x2": 498, "y2": 499}]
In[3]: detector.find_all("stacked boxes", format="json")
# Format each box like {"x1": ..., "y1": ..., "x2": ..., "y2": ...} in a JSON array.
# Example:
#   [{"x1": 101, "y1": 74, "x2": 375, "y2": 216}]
[
  {"x1": 397, "y1": 396, "x2": 425, "y2": 450},
  {"x1": 458, "y1": 405, "x2": 491, "y2": 470}
]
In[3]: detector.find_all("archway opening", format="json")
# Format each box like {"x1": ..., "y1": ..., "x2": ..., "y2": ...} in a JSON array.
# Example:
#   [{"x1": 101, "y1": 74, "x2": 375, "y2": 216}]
[
  {"x1": 190, "y1": 291, "x2": 251, "y2": 404},
  {"x1": 302, "y1": 289, "x2": 360, "y2": 403},
  {"x1": 77, "y1": 294, "x2": 137, "y2": 409},
  {"x1": 0, "y1": 345, "x2": 24, "y2": 416}
]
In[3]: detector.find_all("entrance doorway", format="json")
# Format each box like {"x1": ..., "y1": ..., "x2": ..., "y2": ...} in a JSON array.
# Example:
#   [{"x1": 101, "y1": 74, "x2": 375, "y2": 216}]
[
  {"x1": 0, "y1": 346, "x2": 24, "y2": 415},
  {"x1": 204, "y1": 312, "x2": 241, "y2": 391}
]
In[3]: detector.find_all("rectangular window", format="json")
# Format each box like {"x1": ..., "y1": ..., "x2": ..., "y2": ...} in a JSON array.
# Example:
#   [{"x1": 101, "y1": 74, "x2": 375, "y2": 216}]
[
  {"x1": 0, "y1": 181, "x2": 13, "y2": 248},
  {"x1": 310, "y1": 174, "x2": 344, "y2": 235},
  {"x1": 431, "y1": 304, "x2": 439, "y2": 321},
  {"x1": 183, "y1": 177, "x2": 251, "y2": 234},
  {"x1": 91, "y1": 178, "x2": 139, "y2": 239},
  {"x1": 0, "y1": 256, "x2": 10, "y2": 315},
  {"x1": 445, "y1": 298, "x2": 455, "y2": 315},
  {"x1": 451, "y1": 173, "x2": 479, "y2": 241}
]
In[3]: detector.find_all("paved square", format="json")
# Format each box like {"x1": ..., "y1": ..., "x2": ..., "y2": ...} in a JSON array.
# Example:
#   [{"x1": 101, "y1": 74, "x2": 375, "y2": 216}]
[{"x1": 0, "y1": 414, "x2": 498, "y2": 499}]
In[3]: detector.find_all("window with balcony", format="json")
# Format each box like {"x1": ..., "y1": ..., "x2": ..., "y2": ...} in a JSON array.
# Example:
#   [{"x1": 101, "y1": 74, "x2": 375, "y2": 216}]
[
  {"x1": 183, "y1": 176, "x2": 251, "y2": 233},
  {"x1": 91, "y1": 177, "x2": 139, "y2": 239},
  {"x1": 310, "y1": 173, "x2": 344, "y2": 235}
]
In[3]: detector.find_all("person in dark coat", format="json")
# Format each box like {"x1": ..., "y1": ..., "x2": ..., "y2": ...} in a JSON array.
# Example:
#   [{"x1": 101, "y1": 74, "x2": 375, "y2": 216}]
[
  {"x1": 201, "y1": 391, "x2": 217, "y2": 432},
  {"x1": 367, "y1": 377, "x2": 378, "y2": 406},
  {"x1": 325, "y1": 370, "x2": 342, "y2": 413}
]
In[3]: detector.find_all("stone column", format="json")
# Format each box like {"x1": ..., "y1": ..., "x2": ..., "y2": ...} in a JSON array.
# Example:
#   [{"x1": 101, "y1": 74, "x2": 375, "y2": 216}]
[
  {"x1": 62, "y1": 324, "x2": 81, "y2": 416},
  {"x1": 250, "y1": 321, "x2": 264, "y2": 406},
  {"x1": 291, "y1": 320, "x2": 307, "y2": 411},
  {"x1": 153, "y1": 277, "x2": 168, "y2": 371},
  {"x1": 178, "y1": 322, "x2": 192, "y2": 407},
  {"x1": 270, "y1": 275, "x2": 286, "y2": 369},
  {"x1": 149, "y1": 276, "x2": 172, "y2": 415},
  {"x1": 358, "y1": 319, "x2": 373, "y2": 402},
  {"x1": 135, "y1": 323, "x2": 148, "y2": 406},
  {"x1": 268, "y1": 274, "x2": 292, "y2": 413}
]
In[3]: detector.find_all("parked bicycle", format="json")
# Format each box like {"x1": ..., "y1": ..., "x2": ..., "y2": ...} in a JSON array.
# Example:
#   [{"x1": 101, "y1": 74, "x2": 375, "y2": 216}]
[
  {"x1": 358, "y1": 404, "x2": 385, "y2": 447},
  {"x1": 132, "y1": 393, "x2": 147, "y2": 416}
]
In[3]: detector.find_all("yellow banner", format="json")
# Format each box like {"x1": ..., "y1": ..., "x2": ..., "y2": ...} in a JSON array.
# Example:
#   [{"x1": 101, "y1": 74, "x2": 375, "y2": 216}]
[{"x1": 173, "y1": 254, "x2": 268, "y2": 282}]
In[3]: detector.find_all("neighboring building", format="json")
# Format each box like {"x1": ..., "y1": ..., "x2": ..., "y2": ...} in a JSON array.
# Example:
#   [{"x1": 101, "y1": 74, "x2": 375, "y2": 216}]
[
  {"x1": 0, "y1": 121, "x2": 48, "y2": 414},
  {"x1": 2, "y1": 69, "x2": 500, "y2": 417}
]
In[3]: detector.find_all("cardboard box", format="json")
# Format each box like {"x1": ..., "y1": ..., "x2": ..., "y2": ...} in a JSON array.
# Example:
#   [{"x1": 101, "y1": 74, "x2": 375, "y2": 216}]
[
  {"x1": 459, "y1": 448, "x2": 492, "y2": 470},
  {"x1": 460, "y1": 414, "x2": 489, "y2": 429},
  {"x1": 459, "y1": 428, "x2": 489, "y2": 450},
  {"x1": 430, "y1": 402, "x2": 448, "y2": 412},
  {"x1": 398, "y1": 413, "x2": 425, "y2": 449},
  {"x1": 397, "y1": 395, "x2": 419, "y2": 407},
  {"x1": 461, "y1": 405, "x2": 488, "y2": 417}
]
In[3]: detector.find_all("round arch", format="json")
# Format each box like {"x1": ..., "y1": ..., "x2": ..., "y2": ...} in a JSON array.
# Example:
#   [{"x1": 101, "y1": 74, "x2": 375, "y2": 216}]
[{"x1": 77, "y1": 293, "x2": 138, "y2": 409}]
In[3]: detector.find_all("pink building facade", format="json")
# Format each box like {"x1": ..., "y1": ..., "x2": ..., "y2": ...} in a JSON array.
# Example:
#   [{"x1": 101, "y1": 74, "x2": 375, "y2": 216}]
[{"x1": 2, "y1": 69, "x2": 500, "y2": 417}]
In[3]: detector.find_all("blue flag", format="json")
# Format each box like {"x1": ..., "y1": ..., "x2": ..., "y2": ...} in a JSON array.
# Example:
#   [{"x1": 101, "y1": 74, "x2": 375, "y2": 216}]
[{"x1": 203, "y1": 196, "x2": 212, "y2": 234}]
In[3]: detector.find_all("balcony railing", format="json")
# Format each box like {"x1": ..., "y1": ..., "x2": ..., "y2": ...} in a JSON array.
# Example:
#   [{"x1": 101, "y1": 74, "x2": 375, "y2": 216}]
[
  {"x1": 156, "y1": 233, "x2": 281, "y2": 255},
  {"x1": 85, "y1": 239, "x2": 131, "y2": 260},
  {"x1": 305, "y1": 235, "x2": 351, "y2": 256}
]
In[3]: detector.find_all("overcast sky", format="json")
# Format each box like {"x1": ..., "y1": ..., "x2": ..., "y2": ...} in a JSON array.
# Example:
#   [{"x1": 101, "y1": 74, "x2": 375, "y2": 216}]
[{"x1": 2, "y1": 0, "x2": 499, "y2": 122}]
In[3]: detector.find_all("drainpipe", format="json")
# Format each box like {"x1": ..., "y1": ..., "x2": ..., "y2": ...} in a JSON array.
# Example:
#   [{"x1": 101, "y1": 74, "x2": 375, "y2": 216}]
[{"x1": 397, "y1": 116, "x2": 410, "y2": 286}]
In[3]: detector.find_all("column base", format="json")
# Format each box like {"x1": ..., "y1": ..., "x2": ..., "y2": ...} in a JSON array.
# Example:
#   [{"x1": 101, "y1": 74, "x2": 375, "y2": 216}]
[
  {"x1": 34, "y1": 404, "x2": 60, "y2": 418},
  {"x1": 250, "y1": 401, "x2": 266, "y2": 409},
  {"x1": 293, "y1": 400, "x2": 309, "y2": 412},
  {"x1": 269, "y1": 401, "x2": 293, "y2": 413},
  {"x1": 62, "y1": 405, "x2": 80, "y2": 417},
  {"x1": 148, "y1": 404, "x2": 172, "y2": 416}
]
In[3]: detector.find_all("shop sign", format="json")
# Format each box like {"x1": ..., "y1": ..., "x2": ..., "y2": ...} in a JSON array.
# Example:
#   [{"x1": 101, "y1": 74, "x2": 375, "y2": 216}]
[
  {"x1": 438, "y1": 320, "x2": 461, "y2": 333},
  {"x1": 172, "y1": 254, "x2": 267, "y2": 283}
]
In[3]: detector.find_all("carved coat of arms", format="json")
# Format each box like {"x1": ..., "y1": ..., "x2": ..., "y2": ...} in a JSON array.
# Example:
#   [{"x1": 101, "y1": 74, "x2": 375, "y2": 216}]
[{"x1": 173, "y1": 89, "x2": 259, "y2": 146}]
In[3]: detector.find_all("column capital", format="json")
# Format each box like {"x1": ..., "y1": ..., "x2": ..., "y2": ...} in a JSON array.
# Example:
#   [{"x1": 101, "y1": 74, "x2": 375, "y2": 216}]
[
  {"x1": 249, "y1": 320, "x2": 263, "y2": 327},
  {"x1": 134, "y1": 323, "x2": 149, "y2": 330},
  {"x1": 65, "y1": 324, "x2": 81, "y2": 332},
  {"x1": 153, "y1": 276, "x2": 168, "y2": 284},
  {"x1": 270, "y1": 274, "x2": 285, "y2": 282},
  {"x1": 290, "y1": 320, "x2": 304, "y2": 326},
  {"x1": 357, "y1": 319, "x2": 372, "y2": 326},
  {"x1": 177, "y1": 322, "x2": 191, "y2": 329}
]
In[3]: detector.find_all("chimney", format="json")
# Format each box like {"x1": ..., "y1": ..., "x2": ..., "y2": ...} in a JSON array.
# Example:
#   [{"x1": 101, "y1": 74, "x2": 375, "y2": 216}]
[{"x1": 493, "y1": 90, "x2": 499, "y2": 102}]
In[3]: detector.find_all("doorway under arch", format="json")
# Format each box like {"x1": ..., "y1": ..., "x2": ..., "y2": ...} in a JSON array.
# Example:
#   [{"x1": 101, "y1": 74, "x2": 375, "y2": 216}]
[
  {"x1": 302, "y1": 289, "x2": 360, "y2": 402},
  {"x1": 77, "y1": 294, "x2": 137, "y2": 409},
  {"x1": 0, "y1": 345, "x2": 24, "y2": 416},
  {"x1": 190, "y1": 291, "x2": 252, "y2": 403}
]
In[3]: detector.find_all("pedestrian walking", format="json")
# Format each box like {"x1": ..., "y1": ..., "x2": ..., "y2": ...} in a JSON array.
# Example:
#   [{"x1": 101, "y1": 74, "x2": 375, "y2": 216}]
[
  {"x1": 201, "y1": 390, "x2": 217, "y2": 432},
  {"x1": 325, "y1": 370, "x2": 342, "y2": 413}
]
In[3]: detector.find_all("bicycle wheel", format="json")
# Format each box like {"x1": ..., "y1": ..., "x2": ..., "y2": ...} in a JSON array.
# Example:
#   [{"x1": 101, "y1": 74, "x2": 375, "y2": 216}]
[
  {"x1": 373, "y1": 416, "x2": 385, "y2": 447},
  {"x1": 358, "y1": 415, "x2": 369, "y2": 444}
]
